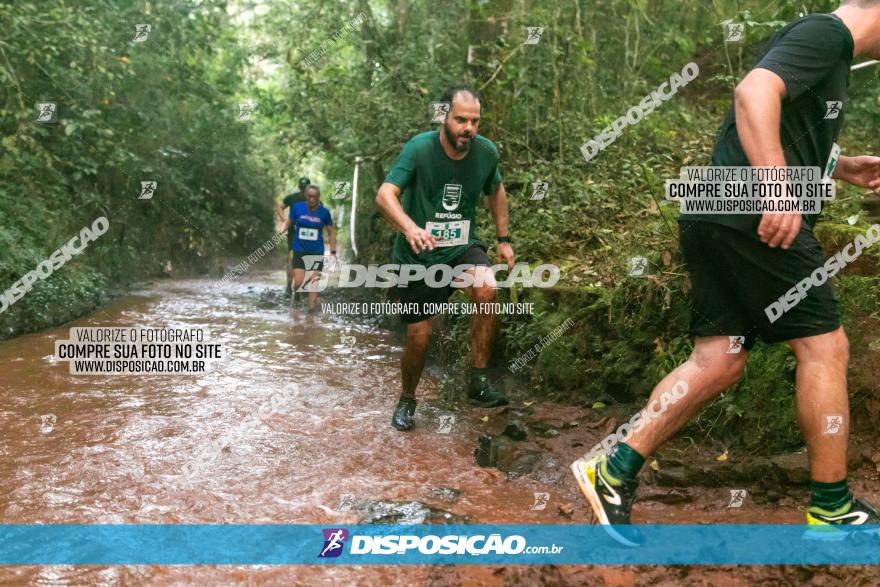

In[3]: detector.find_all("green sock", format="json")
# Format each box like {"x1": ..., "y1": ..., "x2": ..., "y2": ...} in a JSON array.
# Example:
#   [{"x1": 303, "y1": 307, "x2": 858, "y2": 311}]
[
  {"x1": 605, "y1": 442, "x2": 645, "y2": 484},
  {"x1": 810, "y1": 479, "x2": 852, "y2": 512}
]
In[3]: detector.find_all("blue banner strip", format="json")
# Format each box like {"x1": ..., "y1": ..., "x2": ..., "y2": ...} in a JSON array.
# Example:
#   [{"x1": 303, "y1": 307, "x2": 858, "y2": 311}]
[{"x1": 1, "y1": 524, "x2": 879, "y2": 565}]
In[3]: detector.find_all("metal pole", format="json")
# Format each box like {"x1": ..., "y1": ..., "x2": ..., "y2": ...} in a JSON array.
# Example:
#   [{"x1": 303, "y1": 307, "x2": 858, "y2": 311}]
[
  {"x1": 350, "y1": 157, "x2": 361, "y2": 257},
  {"x1": 851, "y1": 60, "x2": 880, "y2": 71}
]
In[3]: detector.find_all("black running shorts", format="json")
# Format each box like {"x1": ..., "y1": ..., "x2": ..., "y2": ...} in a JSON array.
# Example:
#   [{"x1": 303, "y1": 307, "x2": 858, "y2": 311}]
[
  {"x1": 395, "y1": 244, "x2": 493, "y2": 324},
  {"x1": 292, "y1": 251, "x2": 323, "y2": 272},
  {"x1": 678, "y1": 221, "x2": 841, "y2": 350}
]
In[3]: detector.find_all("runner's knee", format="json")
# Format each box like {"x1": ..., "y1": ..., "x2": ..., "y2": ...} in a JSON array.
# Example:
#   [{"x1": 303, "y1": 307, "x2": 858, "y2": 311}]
[
  {"x1": 407, "y1": 321, "x2": 432, "y2": 348},
  {"x1": 691, "y1": 344, "x2": 747, "y2": 388},
  {"x1": 790, "y1": 327, "x2": 849, "y2": 366},
  {"x1": 721, "y1": 357, "x2": 747, "y2": 388},
  {"x1": 470, "y1": 283, "x2": 497, "y2": 304}
]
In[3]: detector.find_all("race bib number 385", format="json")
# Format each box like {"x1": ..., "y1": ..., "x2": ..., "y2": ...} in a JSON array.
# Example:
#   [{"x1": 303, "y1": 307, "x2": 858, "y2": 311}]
[
  {"x1": 298, "y1": 227, "x2": 319, "y2": 241},
  {"x1": 425, "y1": 220, "x2": 470, "y2": 247}
]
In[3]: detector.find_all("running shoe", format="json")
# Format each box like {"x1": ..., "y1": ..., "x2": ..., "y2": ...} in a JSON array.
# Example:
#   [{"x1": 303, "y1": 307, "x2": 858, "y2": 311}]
[
  {"x1": 391, "y1": 397, "x2": 417, "y2": 431},
  {"x1": 467, "y1": 374, "x2": 509, "y2": 407},
  {"x1": 571, "y1": 453, "x2": 644, "y2": 547},
  {"x1": 804, "y1": 498, "x2": 880, "y2": 541}
]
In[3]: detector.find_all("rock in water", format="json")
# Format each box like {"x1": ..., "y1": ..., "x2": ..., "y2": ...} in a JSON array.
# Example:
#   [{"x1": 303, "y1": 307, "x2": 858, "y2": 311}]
[
  {"x1": 503, "y1": 420, "x2": 528, "y2": 441},
  {"x1": 475, "y1": 435, "x2": 497, "y2": 467},
  {"x1": 357, "y1": 500, "x2": 468, "y2": 525}
]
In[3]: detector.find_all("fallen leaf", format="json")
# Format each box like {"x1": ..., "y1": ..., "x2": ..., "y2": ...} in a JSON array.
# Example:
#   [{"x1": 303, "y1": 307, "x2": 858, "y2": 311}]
[
  {"x1": 558, "y1": 503, "x2": 574, "y2": 516},
  {"x1": 523, "y1": 401, "x2": 534, "y2": 407},
  {"x1": 716, "y1": 451, "x2": 728, "y2": 462},
  {"x1": 591, "y1": 402, "x2": 606, "y2": 409},
  {"x1": 480, "y1": 416, "x2": 489, "y2": 423},
  {"x1": 649, "y1": 459, "x2": 660, "y2": 472}
]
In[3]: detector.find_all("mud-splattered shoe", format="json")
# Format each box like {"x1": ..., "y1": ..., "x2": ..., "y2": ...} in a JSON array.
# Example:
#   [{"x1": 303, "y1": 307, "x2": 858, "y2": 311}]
[
  {"x1": 571, "y1": 453, "x2": 644, "y2": 547},
  {"x1": 804, "y1": 498, "x2": 880, "y2": 541},
  {"x1": 391, "y1": 397, "x2": 417, "y2": 431},
  {"x1": 467, "y1": 374, "x2": 509, "y2": 407}
]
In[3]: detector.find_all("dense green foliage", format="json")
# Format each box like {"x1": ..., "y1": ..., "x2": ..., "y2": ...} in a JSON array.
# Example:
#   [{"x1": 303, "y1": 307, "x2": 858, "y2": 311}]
[
  {"x1": 2, "y1": 0, "x2": 878, "y2": 451},
  {"x1": 0, "y1": 0, "x2": 275, "y2": 337}
]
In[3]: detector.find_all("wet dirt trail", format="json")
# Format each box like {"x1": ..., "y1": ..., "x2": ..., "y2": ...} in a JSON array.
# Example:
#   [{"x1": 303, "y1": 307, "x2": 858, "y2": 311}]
[{"x1": 0, "y1": 273, "x2": 875, "y2": 585}]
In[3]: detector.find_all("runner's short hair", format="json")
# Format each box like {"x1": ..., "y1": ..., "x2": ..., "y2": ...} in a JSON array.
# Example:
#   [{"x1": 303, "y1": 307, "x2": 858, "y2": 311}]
[
  {"x1": 843, "y1": 0, "x2": 880, "y2": 6},
  {"x1": 439, "y1": 84, "x2": 482, "y2": 109},
  {"x1": 304, "y1": 184, "x2": 320, "y2": 195}
]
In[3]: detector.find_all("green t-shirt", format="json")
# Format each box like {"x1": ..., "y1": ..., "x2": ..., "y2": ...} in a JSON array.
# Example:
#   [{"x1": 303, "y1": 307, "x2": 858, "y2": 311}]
[{"x1": 385, "y1": 130, "x2": 503, "y2": 266}]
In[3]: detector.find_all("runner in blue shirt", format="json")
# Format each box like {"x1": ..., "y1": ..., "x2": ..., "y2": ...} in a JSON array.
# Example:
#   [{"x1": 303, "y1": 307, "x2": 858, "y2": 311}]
[
  {"x1": 277, "y1": 176, "x2": 310, "y2": 297},
  {"x1": 282, "y1": 185, "x2": 336, "y2": 310}
]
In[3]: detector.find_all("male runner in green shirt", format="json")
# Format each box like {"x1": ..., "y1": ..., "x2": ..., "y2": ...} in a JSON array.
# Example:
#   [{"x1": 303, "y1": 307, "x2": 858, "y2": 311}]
[{"x1": 376, "y1": 84, "x2": 515, "y2": 431}]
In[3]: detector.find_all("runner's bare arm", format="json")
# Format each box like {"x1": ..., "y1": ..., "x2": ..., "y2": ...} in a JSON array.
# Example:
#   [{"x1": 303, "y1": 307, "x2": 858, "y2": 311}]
[
  {"x1": 832, "y1": 155, "x2": 880, "y2": 192},
  {"x1": 281, "y1": 217, "x2": 290, "y2": 232},
  {"x1": 487, "y1": 183, "x2": 515, "y2": 269},
  {"x1": 735, "y1": 68, "x2": 800, "y2": 250},
  {"x1": 375, "y1": 182, "x2": 437, "y2": 254},
  {"x1": 327, "y1": 225, "x2": 337, "y2": 254},
  {"x1": 276, "y1": 201, "x2": 287, "y2": 223}
]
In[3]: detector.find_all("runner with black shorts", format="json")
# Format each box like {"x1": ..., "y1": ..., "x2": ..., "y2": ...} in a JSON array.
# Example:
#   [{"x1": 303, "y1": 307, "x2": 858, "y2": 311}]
[
  {"x1": 277, "y1": 176, "x2": 310, "y2": 297},
  {"x1": 572, "y1": 2, "x2": 880, "y2": 544},
  {"x1": 376, "y1": 84, "x2": 515, "y2": 431},
  {"x1": 282, "y1": 185, "x2": 336, "y2": 311}
]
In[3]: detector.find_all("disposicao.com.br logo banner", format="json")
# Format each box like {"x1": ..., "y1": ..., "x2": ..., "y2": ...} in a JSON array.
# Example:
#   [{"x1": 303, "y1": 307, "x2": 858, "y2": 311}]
[
  {"x1": 2, "y1": 525, "x2": 880, "y2": 565},
  {"x1": 318, "y1": 527, "x2": 563, "y2": 560}
]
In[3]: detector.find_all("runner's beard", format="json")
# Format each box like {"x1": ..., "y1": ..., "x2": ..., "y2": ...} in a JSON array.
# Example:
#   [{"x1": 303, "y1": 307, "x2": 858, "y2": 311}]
[{"x1": 443, "y1": 123, "x2": 472, "y2": 153}]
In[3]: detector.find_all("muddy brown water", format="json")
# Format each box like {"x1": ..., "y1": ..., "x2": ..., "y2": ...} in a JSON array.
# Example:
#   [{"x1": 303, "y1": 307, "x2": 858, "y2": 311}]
[
  {"x1": 0, "y1": 274, "x2": 578, "y2": 585},
  {"x1": 1, "y1": 274, "x2": 873, "y2": 585}
]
